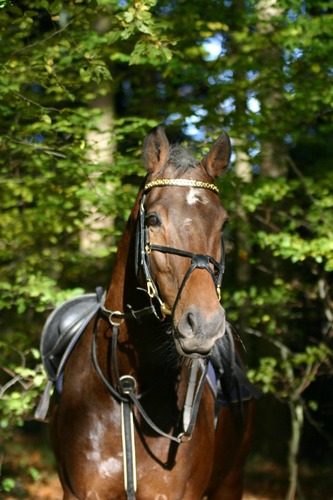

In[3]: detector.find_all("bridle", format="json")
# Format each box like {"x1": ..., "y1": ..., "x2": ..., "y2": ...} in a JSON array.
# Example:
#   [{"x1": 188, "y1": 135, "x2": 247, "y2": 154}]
[{"x1": 135, "y1": 178, "x2": 225, "y2": 320}]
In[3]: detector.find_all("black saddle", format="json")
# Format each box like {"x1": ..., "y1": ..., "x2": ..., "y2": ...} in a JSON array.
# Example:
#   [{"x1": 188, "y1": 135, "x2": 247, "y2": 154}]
[
  {"x1": 40, "y1": 288, "x2": 104, "y2": 382},
  {"x1": 35, "y1": 288, "x2": 103, "y2": 420}
]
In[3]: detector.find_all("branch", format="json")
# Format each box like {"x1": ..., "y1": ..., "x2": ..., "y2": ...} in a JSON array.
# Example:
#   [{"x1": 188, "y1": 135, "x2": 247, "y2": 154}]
[
  {"x1": 318, "y1": 276, "x2": 333, "y2": 338},
  {"x1": 13, "y1": 92, "x2": 60, "y2": 112},
  {"x1": 294, "y1": 362, "x2": 321, "y2": 400},
  {"x1": 8, "y1": 139, "x2": 68, "y2": 159},
  {"x1": 287, "y1": 157, "x2": 317, "y2": 205},
  {"x1": 254, "y1": 213, "x2": 281, "y2": 233},
  {"x1": 9, "y1": 18, "x2": 75, "y2": 58},
  {"x1": 244, "y1": 327, "x2": 291, "y2": 356},
  {"x1": 303, "y1": 399, "x2": 333, "y2": 447},
  {"x1": 0, "y1": 373, "x2": 22, "y2": 397}
]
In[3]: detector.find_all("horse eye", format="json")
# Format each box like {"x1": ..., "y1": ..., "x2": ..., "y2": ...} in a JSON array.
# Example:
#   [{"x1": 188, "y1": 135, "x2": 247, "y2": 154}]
[
  {"x1": 222, "y1": 219, "x2": 229, "y2": 231},
  {"x1": 146, "y1": 213, "x2": 160, "y2": 227}
]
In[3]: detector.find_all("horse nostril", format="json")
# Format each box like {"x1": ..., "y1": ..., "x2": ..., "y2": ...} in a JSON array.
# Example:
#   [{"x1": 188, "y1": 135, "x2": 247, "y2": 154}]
[
  {"x1": 177, "y1": 309, "x2": 200, "y2": 338},
  {"x1": 187, "y1": 312, "x2": 196, "y2": 333}
]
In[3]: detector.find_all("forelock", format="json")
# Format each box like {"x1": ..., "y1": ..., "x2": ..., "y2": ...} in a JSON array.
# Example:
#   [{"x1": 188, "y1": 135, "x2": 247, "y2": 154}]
[{"x1": 167, "y1": 144, "x2": 197, "y2": 175}]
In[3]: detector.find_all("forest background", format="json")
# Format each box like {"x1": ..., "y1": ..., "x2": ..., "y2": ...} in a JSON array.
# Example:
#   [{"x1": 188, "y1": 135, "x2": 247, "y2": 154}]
[{"x1": 0, "y1": 0, "x2": 332, "y2": 498}]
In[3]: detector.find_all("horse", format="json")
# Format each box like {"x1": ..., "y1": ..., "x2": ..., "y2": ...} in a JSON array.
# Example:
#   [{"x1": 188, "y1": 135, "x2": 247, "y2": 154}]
[{"x1": 46, "y1": 126, "x2": 255, "y2": 499}]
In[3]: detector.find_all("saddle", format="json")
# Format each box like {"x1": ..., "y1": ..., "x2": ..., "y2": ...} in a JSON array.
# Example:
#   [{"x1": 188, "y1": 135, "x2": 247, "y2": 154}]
[
  {"x1": 35, "y1": 288, "x2": 259, "y2": 420},
  {"x1": 40, "y1": 287, "x2": 104, "y2": 383},
  {"x1": 35, "y1": 288, "x2": 103, "y2": 420}
]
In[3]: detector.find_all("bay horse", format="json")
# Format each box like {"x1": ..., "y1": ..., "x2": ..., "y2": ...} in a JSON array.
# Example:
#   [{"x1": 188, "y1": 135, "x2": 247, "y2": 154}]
[{"x1": 48, "y1": 126, "x2": 255, "y2": 499}]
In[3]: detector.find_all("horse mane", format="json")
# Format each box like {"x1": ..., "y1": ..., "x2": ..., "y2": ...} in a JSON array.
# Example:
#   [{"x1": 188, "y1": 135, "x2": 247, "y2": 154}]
[{"x1": 166, "y1": 144, "x2": 198, "y2": 175}]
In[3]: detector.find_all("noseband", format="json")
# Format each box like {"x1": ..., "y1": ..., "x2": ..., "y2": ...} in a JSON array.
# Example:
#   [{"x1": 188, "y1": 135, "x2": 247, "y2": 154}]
[{"x1": 135, "y1": 178, "x2": 225, "y2": 320}]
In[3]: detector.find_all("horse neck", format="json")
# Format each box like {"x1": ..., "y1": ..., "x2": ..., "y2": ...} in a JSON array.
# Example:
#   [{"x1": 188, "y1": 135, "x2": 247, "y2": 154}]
[{"x1": 104, "y1": 194, "x2": 139, "y2": 313}]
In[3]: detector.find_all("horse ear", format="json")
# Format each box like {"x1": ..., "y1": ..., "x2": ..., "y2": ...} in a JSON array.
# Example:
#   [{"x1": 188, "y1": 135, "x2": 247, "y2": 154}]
[
  {"x1": 202, "y1": 133, "x2": 231, "y2": 178},
  {"x1": 143, "y1": 125, "x2": 170, "y2": 174}
]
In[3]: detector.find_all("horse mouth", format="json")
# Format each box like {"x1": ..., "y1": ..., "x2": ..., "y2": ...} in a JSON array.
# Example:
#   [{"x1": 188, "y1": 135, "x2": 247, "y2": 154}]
[{"x1": 174, "y1": 337, "x2": 215, "y2": 359}]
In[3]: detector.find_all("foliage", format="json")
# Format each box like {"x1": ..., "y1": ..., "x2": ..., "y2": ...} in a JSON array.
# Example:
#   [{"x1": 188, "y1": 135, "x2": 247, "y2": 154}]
[
  {"x1": 0, "y1": 342, "x2": 45, "y2": 436},
  {"x1": 0, "y1": 2, "x2": 332, "y2": 492},
  {"x1": 247, "y1": 338, "x2": 332, "y2": 399}
]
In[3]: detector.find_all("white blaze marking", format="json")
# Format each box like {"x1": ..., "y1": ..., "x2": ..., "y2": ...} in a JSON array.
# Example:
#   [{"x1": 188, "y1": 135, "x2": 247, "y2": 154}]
[{"x1": 186, "y1": 187, "x2": 208, "y2": 205}]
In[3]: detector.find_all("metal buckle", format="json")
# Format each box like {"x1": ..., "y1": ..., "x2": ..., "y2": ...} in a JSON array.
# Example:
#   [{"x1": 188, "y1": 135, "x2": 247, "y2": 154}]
[
  {"x1": 149, "y1": 294, "x2": 172, "y2": 321},
  {"x1": 146, "y1": 279, "x2": 157, "y2": 298},
  {"x1": 119, "y1": 375, "x2": 137, "y2": 395},
  {"x1": 160, "y1": 302, "x2": 172, "y2": 317},
  {"x1": 108, "y1": 311, "x2": 124, "y2": 327},
  {"x1": 177, "y1": 432, "x2": 192, "y2": 443}
]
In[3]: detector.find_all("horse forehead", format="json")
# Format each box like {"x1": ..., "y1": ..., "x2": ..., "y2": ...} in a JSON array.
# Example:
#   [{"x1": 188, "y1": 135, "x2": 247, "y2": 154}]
[
  {"x1": 186, "y1": 187, "x2": 210, "y2": 206},
  {"x1": 157, "y1": 186, "x2": 217, "y2": 209},
  {"x1": 146, "y1": 185, "x2": 224, "y2": 222}
]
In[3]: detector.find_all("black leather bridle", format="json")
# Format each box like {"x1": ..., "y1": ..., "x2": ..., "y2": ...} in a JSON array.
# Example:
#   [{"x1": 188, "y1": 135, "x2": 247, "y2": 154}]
[{"x1": 135, "y1": 178, "x2": 226, "y2": 320}]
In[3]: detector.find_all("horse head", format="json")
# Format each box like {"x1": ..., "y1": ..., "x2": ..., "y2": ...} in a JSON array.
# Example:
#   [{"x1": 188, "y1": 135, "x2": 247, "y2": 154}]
[{"x1": 137, "y1": 126, "x2": 231, "y2": 359}]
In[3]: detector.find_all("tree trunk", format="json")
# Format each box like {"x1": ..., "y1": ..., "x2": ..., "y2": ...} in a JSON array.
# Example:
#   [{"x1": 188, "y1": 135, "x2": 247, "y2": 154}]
[
  {"x1": 286, "y1": 401, "x2": 304, "y2": 500},
  {"x1": 80, "y1": 15, "x2": 115, "y2": 255}
]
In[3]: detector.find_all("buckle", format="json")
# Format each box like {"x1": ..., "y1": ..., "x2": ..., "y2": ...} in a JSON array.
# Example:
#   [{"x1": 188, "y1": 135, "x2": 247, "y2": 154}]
[
  {"x1": 147, "y1": 280, "x2": 157, "y2": 298},
  {"x1": 119, "y1": 375, "x2": 137, "y2": 395}
]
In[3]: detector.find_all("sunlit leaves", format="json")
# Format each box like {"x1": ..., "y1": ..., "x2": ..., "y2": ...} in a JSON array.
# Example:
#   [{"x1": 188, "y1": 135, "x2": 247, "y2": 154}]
[
  {"x1": 240, "y1": 175, "x2": 333, "y2": 271},
  {"x1": 0, "y1": 343, "x2": 46, "y2": 435},
  {"x1": 248, "y1": 343, "x2": 332, "y2": 399},
  {"x1": 257, "y1": 232, "x2": 333, "y2": 270}
]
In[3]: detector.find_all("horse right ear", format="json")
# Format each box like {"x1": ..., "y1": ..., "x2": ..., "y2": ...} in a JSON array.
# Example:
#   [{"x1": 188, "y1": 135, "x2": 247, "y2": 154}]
[
  {"x1": 143, "y1": 125, "x2": 170, "y2": 174},
  {"x1": 202, "y1": 133, "x2": 231, "y2": 179}
]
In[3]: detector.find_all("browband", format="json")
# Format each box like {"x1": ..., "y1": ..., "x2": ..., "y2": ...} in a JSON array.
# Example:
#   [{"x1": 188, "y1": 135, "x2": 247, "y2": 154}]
[{"x1": 143, "y1": 178, "x2": 219, "y2": 195}]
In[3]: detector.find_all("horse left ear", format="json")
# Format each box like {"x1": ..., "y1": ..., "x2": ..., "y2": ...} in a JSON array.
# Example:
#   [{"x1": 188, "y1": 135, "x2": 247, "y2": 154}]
[
  {"x1": 143, "y1": 125, "x2": 170, "y2": 174},
  {"x1": 202, "y1": 133, "x2": 231, "y2": 178}
]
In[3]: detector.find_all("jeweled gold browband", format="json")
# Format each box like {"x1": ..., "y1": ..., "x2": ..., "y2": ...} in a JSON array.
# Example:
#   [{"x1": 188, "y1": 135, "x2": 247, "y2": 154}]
[{"x1": 143, "y1": 179, "x2": 219, "y2": 195}]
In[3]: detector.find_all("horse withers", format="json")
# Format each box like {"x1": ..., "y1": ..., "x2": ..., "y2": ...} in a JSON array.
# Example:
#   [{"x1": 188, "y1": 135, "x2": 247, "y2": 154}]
[{"x1": 44, "y1": 127, "x2": 255, "y2": 499}]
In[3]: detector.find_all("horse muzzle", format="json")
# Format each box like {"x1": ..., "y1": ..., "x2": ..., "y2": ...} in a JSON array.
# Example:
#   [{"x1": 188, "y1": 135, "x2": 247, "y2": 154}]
[{"x1": 174, "y1": 306, "x2": 226, "y2": 358}]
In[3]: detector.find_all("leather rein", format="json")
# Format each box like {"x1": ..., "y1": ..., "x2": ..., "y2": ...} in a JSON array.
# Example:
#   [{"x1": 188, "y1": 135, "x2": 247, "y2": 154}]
[{"x1": 92, "y1": 178, "x2": 224, "y2": 499}]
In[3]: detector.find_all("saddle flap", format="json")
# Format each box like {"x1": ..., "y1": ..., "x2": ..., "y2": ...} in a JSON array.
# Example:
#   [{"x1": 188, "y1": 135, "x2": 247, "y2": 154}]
[{"x1": 40, "y1": 291, "x2": 102, "y2": 381}]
